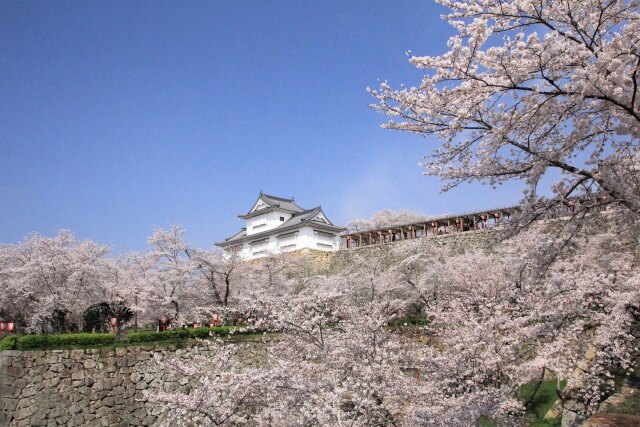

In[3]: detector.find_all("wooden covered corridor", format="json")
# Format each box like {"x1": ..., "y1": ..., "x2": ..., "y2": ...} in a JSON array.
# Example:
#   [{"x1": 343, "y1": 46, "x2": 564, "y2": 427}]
[
  {"x1": 341, "y1": 195, "x2": 614, "y2": 250},
  {"x1": 341, "y1": 206, "x2": 518, "y2": 249}
]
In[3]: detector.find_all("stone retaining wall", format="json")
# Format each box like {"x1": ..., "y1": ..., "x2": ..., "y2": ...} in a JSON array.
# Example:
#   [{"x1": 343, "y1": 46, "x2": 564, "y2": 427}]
[
  {"x1": 0, "y1": 344, "x2": 214, "y2": 427},
  {"x1": 300, "y1": 229, "x2": 499, "y2": 275}
]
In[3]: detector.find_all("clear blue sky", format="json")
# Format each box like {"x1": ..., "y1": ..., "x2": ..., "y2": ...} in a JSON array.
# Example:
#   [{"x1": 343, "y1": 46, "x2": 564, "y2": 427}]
[{"x1": 0, "y1": 0, "x2": 524, "y2": 251}]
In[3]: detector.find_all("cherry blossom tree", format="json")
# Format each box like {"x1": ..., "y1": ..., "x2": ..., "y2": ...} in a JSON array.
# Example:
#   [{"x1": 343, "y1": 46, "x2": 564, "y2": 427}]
[
  {"x1": 191, "y1": 248, "x2": 248, "y2": 305},
  {"x1": 149, "y1": 217, "x2": 639, "y2": 425},
  {"x1": 150, "y1": 281, "x2": 417, "y2": 426},
  {"x1": 388, "y1": 220, "x2": 639, "y2": 422},
  {"x1": 187, "y1": 246, "x2": 259, "y2": 326},
  {"x1": 366, "y1": 5, "x2": 640, "y2": 418},
  {"x1": 370, "y1": 0, "x2": 640, "y2": 219},
  {"x1": 142, "y1": 227, "x2": 261, "y2": 327},
  {"x1": 346, "y1": 209, "x2": 430, "y2": 233},
  {"x1": 0, "y1": 224, "x2": 627, "y2": 424},
  {"x1": 109, "y1": 252, "x2": 156, "y2": 331},
  {"x1": 146, "y1": 342, "x2": 277, "y2": 426},
  {"x1": 0, "y1": 230, "x2": 111, "y2": 333},
  {"x1": 144, "y1": 225, "x2": 199, "y2": 325}
]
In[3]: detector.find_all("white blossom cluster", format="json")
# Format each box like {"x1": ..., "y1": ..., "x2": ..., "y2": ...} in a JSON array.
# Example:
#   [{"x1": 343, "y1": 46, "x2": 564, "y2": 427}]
[{"x1": 370, "y1": 0, "x2": 640, "y2": 217}]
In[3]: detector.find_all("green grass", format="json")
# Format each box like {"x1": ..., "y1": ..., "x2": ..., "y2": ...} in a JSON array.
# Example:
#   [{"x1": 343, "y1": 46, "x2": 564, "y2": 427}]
[
  {"x1": 0, "y1": 335, "x2": 17, "y2": 350},
  {"x1": 477, "y1": 379, "x2": 565, "y2": 426},
  {"x1": 478, "y1": 414, "x2": 560, "y2": 427},
  {"x1": 387, "y1": 316, "x2": 430, "y2": 329},
  {"x1": 478, "y1": 415, "x2": 497, "y2": 427},
  {"x1": 603, "y1": 368, "x2": 640, "y2": 415},
  {"x1": 519, "y1": 379, "x2": 566, "y2": 426},
  {"x1": 526, "y1": 418, "x2": 561, "y2": 427},
  {"x1": 604, "y1": 392, "x2": 640, "y2": 416}
]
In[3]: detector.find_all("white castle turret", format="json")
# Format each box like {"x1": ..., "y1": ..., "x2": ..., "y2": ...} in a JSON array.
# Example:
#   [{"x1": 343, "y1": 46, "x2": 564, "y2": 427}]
[{"x1": 215, "y1": 192, "x2": 346, "y2": 260}]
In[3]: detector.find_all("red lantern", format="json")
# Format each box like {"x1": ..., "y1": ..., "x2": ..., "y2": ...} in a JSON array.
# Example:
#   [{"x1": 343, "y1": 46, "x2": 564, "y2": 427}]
[
  {"x1": 0, "y1": 322, "x2": 5, "y2": 333},
  {"x1": 212, "y1": 313, "x2": 221, "y2": 327},
  {"x1": 110, "y1": 317, "x2": 117, "y2": 334},
  {"x1": 7, "y1": 322, "x2": 14, "y2": 334},
  {"x1": 160, "y1": 316, "x2": 168, "y2": 331}
]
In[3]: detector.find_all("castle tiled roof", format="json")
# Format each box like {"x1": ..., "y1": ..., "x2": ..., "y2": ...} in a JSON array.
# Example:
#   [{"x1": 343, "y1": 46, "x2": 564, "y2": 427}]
[{"x1": 238, "y1": 192, "x2": 304, "y2": 219}]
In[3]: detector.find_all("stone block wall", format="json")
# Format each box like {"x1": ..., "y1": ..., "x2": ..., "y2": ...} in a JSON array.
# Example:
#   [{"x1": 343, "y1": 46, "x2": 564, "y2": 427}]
[
  {"x1": 343, "y1": 228, "x2": 498, "y2": 254},
  {"x1": 0, "y1": 344, "x2": 213, "y2": 427}
]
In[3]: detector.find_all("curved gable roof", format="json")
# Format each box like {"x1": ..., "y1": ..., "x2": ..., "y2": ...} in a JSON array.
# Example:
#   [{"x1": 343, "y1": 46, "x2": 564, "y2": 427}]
[{"x1": 239, "y1": 192, "x2": 305, "y2": 219}]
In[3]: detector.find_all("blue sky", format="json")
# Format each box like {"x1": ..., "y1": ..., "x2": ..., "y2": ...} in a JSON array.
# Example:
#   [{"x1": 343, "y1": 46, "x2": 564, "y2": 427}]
[{"x1": 0, "y1": 0, "x2": 524, "y2": 251}]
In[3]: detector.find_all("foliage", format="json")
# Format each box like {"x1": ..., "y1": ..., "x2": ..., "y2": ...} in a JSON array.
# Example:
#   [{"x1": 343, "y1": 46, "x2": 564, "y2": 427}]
[
  {"x1": 17, "y1": 332, "x2": 116, "y2": 350},
  {"x1": 186, "y1": 326, "x2": 235, "y2": 339},
  {"x1": 2, "y1": 3, "x2": 639, "y2": 424},
  {"x1": 127, "y1": 329, "x2": 191, "y2": 344},
  {"x1": 127, "y1": 326, "x2": 258, "y2": 343},
  {"x1": 0, "y1": 335, "x2": 17, "y2": 350},
  {"x1": 387, "y1": 316, "x2": 430, "y2": 328},
  {"x1": 527, "y1": 419, "x2": 561, "y2": 427},
  {"x1": 3, "y1": 11, "x2": 640, "y2": 413},
  {"x1": 604, "y1": 389, "x2": 640, "y2": 415},
  {"x1": 519, "y1": 379, "x2": 567, "y2": 425},
  {"x1": 521, "y1": 381, "x2": 560, "y2": 420}
]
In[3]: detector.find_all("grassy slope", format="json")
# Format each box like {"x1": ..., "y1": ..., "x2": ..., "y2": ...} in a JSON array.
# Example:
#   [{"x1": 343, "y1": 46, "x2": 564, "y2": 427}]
[
  {"x1": 479, "y1": 379, "x2": 565, "y2": 427},
  {"x1": 519, "y1": 380, "x2": 565, "y2": 427}
]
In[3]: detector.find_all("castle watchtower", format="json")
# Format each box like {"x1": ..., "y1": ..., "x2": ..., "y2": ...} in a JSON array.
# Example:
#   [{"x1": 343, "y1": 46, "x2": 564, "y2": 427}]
[{"x1": 215, "y1": 192, "x2": 346, "y2": 260}]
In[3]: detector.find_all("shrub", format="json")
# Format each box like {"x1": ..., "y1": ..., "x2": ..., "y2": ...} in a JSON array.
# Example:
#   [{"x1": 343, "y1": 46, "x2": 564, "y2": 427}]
[
  {"x1": 187, "y1": 326, "x2": 234, "y2": 339},
  {"x1": 388, "y1": 316, "x2": 430, "y2": 328},
  {"x1": 0, "y1": 335, "x2": 17, "y2": 350},
  {"x1": 127, "y1": 326, "x2": 262, "y2": 343},
  {"x1": 18, "y1": 333, "x2": 116, "y2": 349},
  {"x1": 126, "y1": 326, "x2": 254, "y2": 343},
  {"x1": 127, "y1": 329, "x2": 190, "y2": 344},
  {"x1": 55, "y1": 333, "x2": 116, "y2": 347},
  {"x1": 18, "y1": 335, "x2": 49, "y2": 349}
]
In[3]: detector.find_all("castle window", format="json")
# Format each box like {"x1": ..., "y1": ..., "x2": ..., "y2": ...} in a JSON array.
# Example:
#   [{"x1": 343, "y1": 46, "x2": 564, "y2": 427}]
[{"x1": 280, "y1": 216, "x2": 285, "y2": 221}]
